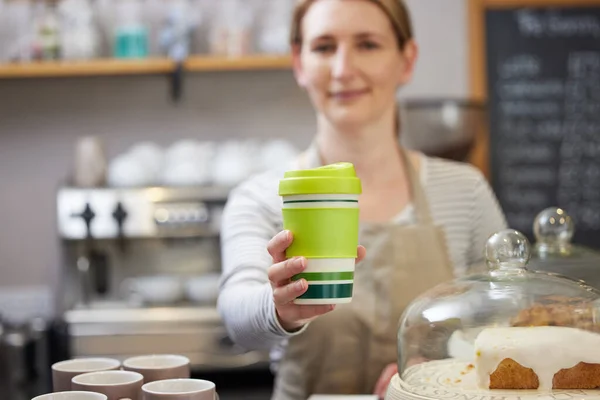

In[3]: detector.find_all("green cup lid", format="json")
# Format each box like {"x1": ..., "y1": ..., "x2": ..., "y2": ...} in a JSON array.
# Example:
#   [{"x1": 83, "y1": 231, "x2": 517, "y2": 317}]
[{"x1": 279, "y1": 162, "x2": 362, "y2": 196}]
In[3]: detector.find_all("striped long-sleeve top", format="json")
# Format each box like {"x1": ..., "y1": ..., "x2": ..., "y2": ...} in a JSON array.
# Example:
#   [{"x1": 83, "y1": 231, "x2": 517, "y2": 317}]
[{"x1": 217, "y1": 153, "x2": 507, "y2": 371}]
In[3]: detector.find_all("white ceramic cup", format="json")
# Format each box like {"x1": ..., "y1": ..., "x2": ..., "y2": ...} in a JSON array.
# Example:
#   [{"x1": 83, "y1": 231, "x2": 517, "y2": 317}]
[
  {"x1": 121, "y1": 276, "x2": 184, "y2": 305},
  {"x1": 72, "y1": 370, "x2": 144, "y2": 400},
  {"x1": 123, "y1": 355, "x2": 190, "y2": 383},
  {"x1": 52, "y1": 358, "x2": 121, "y2": 392},
  {"x1": 184, "y1": 274, "x2": 220, "y2": 304},
  {"x1": 142, "y1": 379, "x2": 217, "y2": 400},
  {"x1": 33, "y1": 393, "x2": 108, "y2": 400}
]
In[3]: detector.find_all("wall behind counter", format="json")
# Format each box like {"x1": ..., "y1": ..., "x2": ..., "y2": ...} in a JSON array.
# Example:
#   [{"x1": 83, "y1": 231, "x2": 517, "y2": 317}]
[
  {"x1": 0, "y1": 0, "x2": 469, "y2": 314},
  {"x1": 0, "y1": 71, "x2": 314, "y2": 292}
]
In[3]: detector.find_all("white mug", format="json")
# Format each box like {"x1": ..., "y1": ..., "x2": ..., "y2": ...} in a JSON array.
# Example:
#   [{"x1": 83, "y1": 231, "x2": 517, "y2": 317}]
[
  {"x1": 33, "y1": 392, "x2": 108, "y2": 400},
  {"x1": 142, "y1": 379, "x2": 218, "y2": 400},
  {"x1": 72, "y1": 370, "x2": 143, "y2": 400},
  {"x1": 122, "y1": 354, "x2": 190, "y2": 383},
  {"x1": 52, "y1": 358, "x2": 121, "y2": 392}
]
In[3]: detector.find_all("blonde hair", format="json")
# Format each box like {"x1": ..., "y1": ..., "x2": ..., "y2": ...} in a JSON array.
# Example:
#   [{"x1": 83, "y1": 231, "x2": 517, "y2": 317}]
[
  {"x1": 290, "y1": 0, "x2": 414, "y2": 50},
  {"x1": 290, "y1": 0, "x2": 413, "y2": 136}
]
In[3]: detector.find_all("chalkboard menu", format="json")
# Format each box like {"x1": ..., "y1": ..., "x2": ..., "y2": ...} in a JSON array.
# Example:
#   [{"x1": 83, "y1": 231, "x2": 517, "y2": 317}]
[{"x1": 486, "y1": 5, "x2": 600, "y2": 248}]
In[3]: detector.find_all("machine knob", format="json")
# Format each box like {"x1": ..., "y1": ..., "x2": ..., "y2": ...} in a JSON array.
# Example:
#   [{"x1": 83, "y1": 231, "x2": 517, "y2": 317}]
[
  {"x1": 72, "y1": 203, "x2": 95, "y2": 238},
  {"x1": 112, "y1": 201, "x2": 128, "y2": 251},
  {"x1": 112, "y1": 202, "x2": 128, "y2": 228}
]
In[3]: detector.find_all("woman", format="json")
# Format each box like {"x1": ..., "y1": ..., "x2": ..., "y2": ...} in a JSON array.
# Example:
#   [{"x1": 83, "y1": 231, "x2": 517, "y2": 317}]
[{"x1": 217, "y1": 0, "x2": 507, "y2": 399}]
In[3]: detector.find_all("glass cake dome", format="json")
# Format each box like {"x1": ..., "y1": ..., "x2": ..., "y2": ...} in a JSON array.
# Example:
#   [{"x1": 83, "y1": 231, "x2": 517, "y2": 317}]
[
  {"x1": 527, "y1": 207, "x2": 600, "y2": 289},
  {"x1": 390, "y1": 229, "x2": 600, "y2": 400}
]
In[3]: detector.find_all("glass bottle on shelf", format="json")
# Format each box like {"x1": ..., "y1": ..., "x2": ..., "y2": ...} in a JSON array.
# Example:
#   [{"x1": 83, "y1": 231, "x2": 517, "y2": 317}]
[
  {"x1": 113, "y1": 0, "x2": 148, "y2": 59},
  {"x1": 31, "y1": 0, "x2": 62, "y2": 61},
  {"x1": 209, "y1": 0, "x2": 256, "y2": 57}
]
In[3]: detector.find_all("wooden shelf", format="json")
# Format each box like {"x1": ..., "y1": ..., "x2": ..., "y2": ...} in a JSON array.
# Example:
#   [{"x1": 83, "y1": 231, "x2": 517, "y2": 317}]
[
  {"x1": 0, "y1": 58, "x2": 176, "y2": 79},
  {"x1": 0, "y1": 55, "x2": 292, "y2": 79},
  {"x1": 184, "y1": 54, "x2": 292, "y2": 71}
]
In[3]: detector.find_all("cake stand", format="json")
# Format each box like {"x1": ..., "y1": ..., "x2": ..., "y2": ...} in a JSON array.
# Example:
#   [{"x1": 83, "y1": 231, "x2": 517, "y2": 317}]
[{"x1": 386, "y1": 359, "x2": 600, "y2": 400}]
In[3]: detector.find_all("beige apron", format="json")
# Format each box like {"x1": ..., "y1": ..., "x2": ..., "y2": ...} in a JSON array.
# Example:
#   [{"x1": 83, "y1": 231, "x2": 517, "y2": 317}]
[{"x1": 271, "y1": 144, "x2": 455, "y2": 400}]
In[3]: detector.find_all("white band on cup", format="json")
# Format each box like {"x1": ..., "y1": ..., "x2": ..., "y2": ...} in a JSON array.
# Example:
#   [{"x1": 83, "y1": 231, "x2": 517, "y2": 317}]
[{"x1": 282, "y1": 194, "x2": 359, "y2": 209}]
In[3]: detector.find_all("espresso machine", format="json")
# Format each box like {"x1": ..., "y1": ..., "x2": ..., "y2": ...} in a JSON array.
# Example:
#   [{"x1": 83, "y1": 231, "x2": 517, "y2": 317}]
[{"x1": 55, "y1": 185, "x2": 270, "y2": 373}]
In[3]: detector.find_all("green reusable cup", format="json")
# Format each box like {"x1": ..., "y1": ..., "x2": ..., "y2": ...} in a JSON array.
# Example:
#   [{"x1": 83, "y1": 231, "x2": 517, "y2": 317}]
[{"x1": 279, "y1": 162, "x2": 362, "y2": 304}]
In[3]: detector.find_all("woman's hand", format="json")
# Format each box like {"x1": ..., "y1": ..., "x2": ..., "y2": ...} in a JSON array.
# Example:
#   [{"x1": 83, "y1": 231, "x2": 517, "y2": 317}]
[
  {"x1": 267, "y1": 230, "x2": 366, "y2": 332},
  {"x1": 373, "y1": 363, "x2": 398, "y2": 399},
  {"x1": 373, "y1": 357, "x2": 428, "y2": 398}
]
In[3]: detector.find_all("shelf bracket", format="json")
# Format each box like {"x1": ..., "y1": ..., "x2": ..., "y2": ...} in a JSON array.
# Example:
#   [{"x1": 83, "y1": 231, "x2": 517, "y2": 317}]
[{"x1": 169, "y1": 61, "x2": 184, "y2": 103}]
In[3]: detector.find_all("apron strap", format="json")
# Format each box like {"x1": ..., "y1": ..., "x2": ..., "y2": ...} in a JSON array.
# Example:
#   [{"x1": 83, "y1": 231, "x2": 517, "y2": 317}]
[
  {"x1": 297, "y1": 141, "x2": 434, "y2": 225},
  {"x1": 397, "y1": 147, "x2": 434, "y2": 225}
]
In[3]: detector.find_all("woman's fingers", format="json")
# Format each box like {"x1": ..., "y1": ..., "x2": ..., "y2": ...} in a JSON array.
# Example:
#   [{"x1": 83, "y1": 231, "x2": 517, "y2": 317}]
[
  {"x1": 357, "y1": 245, "x2": 366, "y2": 263},
  {"x1": 295, "y1": 304, "x2": 335, "y2": 320},
  {"x1": 273, "y1": 279, "x2": 308, "y2": 305},
  {"x1": 266, "y1": 230, "x2": 293, "y2": 264},
  {"x1": 268, "y1": 257, "x2": 306, "y2": 286},
  {"x1": 268, "y1": 238, "x2": 365, "y2": 330},
  {"x1": 373, "y1": 363, "x2": 398, "y2": 399}
]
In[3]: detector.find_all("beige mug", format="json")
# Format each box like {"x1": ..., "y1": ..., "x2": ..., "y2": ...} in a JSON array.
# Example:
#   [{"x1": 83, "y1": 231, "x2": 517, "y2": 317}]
[
  {"x1": 33, "y1": 393, "x2": 108, "y2": 400},
  {"x1": 141, "y1": 379, "x2": 218, "y2": 400},
  {"x1": 52, "y1": 358, "x2": 121, "y2": 392},
  {"x1": 123, "y1": 355, "x2": 190, "y2": 383},
  {"x1": 73, "y1": 135, "x2": 107, "y2": 187},
  {"x1": 72, "y1": 370, "x2": 144, "y2": 400},
  {"x1": 73, "y1": 136, "x2": 108, "y2": 187}
]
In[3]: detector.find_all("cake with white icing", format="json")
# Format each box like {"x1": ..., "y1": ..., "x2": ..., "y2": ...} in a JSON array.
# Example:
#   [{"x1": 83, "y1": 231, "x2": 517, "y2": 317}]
[
  {"x1": 474, "y1": 326, "x2": 600, "y2": 390},
  {"x1": 511, "y1": 296, "x2": 599, "y2": 332}
]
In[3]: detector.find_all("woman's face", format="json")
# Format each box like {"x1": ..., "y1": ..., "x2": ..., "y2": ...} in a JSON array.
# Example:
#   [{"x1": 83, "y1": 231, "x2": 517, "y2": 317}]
[{"x1": 293, "y1": 0, "x2": 417, "y2": 130}]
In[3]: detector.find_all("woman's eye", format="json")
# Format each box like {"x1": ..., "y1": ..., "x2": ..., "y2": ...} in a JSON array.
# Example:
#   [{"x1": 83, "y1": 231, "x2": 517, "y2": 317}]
[
  {"x1": 359, "y1": 41, "x2": 379, "y2": 50},
  {"x1": 312, "y1": 43, "x2": 335, "y2": 53}
]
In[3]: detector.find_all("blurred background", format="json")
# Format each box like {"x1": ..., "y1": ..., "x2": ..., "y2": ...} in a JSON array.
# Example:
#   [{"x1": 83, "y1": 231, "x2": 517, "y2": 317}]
[
  {"x1": 0, "y1": 0, "x2": 598, "y2": 398},
  {"x1": 0, "y1": 0, "x2": 474, "y2": 397}
]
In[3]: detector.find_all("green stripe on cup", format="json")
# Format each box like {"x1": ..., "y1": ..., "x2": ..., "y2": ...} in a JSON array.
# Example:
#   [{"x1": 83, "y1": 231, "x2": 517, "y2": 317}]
[
  {"x1": 298, "y1": 283, "x2": 354, "y2": 299},
  {"x1": 283, "y1": 199, "x2": 358, "y2": 204},
  {"x1": 292, "y1": 272, "x2": 354, "y2": 281}
]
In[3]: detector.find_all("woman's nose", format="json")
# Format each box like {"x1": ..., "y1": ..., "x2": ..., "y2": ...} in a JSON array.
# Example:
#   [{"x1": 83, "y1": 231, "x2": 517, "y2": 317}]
[{"x1": 331, "y1": 47, "x2": 357, "y2": 81}]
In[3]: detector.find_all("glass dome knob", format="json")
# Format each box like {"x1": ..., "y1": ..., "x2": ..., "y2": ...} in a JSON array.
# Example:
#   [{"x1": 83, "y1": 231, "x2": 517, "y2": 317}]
[
  {"x1": 485, "y1": 229, "x2": 531, "y2": 270},
  {"x1": 534, "y1": 207, "x2": 574, "y2": 245}
]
